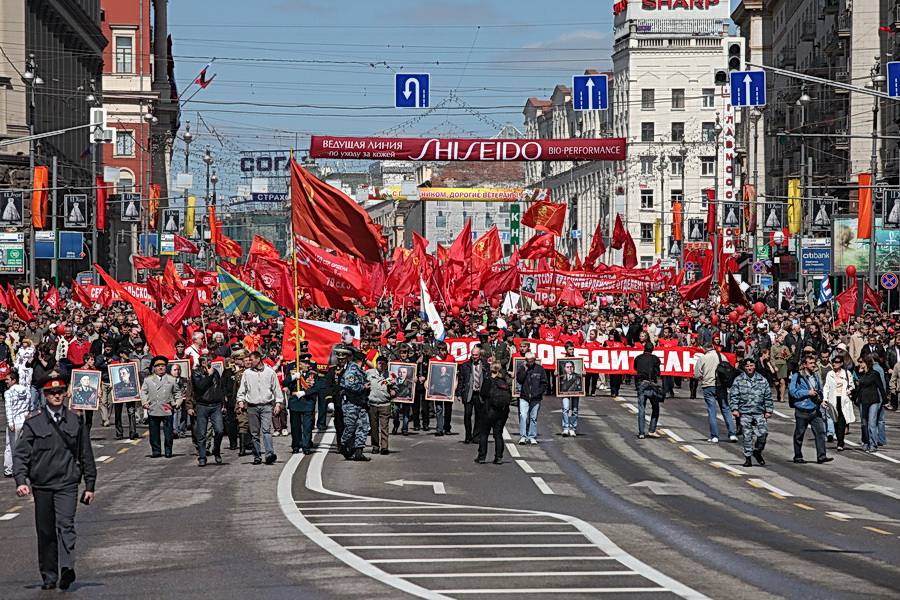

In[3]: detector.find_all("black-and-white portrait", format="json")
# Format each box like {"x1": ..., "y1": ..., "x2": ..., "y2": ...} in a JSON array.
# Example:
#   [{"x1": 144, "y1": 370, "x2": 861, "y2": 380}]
[
  {"x1": 687, "y1": 218, "x2": 705, "y2": 242},
  {"x1": 161, "y1": 209, "x2": 182, "y2": 233},
  {"x1": 121, "y1": 193, "x2": 141, "y2": 222},
  {"x1": 0, "y1": 191, "x2": 24, "y2": 228},
  {"x1": 762, "y1": 203, "x2": 785, "y2": 231},
  {"x1": 810, "y1": 197, "x2": 833, "y2": 231},
  {"x1": 884, "y1": 190, "x2": 900, "y2": 229},
  {"x1": 64, "y1": 194, "x2": 88, "y2": 228},
  {"x1": 521, "y1": 275, "x2": 538, "y2": 295},
  {"x1": 722, "y1": 203, "x2": 741, "y2": 228}
]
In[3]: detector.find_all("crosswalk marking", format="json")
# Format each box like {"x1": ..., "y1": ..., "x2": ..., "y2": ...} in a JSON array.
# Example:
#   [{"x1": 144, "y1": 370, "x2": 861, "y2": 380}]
[
  {"x1": 0, "y1": 513, "x2": 19, "y2": 521},
  {"x1": 400, "y1": 571, "x2": 640, "y2": 578},
  {"x1": 532, "y1": 476, "x2": 555, "y2": 495},
  {"x1": 368, "y1": 556, "x2": 619, "y2": 564},
  {"x1": 434, "y1": 587, "x2": 672, "y2": 595}
]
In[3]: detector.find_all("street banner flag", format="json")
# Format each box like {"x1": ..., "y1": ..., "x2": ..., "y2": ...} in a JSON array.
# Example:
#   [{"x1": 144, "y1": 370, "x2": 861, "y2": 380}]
[
  {"x1": 622, "y1": 229, "x2": 638, "y2": 268},
  {"x1": 787, "y1": 179, "x2": 802, "y2": 235},
  {"x1": 678, "y1": 274, "x2": 713, "y2": 302},
  {"x1": 818, "y1": 275, "x2": 833, "y2": 306},
  {"x1": 521, "y1": 200, "x2": 566, "y2": 236},
  {"x1": 173, "y1": 234, "x2": 199, "y2": 254},
  {"x1": 215, "y1": 234, "x2": 243, "y2": 258},
  {"x1": 420, "y1": 277, "x2": 446, "y2": 341},
  {"x1": 706, "y1": 189, "x2": 716, "y2": 234},
  {"x1": 611, "y1": 214, "x2": 628, "y2": 250},
  {"x1": 185, "y1": 196, "x2": 196, "y2": 237},
  {"x1": 96, "y1": 176, "x2": 108, "y2": 230},
  {"x1": 583, "y1": 220, "x2": 606, "y2": 269},
  {"x1": 31, "y1": 166, "x2": 49, "y2": 228},
  {"x1": 132, "y1": 255, "x2": 161, "y2": 270},
  {"x1": 7, "y1": 285, "x2": 35, "y2": 322},
  {"x1": 472, "y1": 226, "x2": 502, "y2": 270},
  {"x1": 290, "y1": 159, "x2": 382, "y2": 262},
  {"x1": 281, "y1": 318, "x2": 360, "y2": 363},
  {"x1": 858, "y1": 173, "x2": 873, "y2": 239},
  {"x1": 217, "y1": 266, "x2": 280, "y2": 319},
  {"x1": 163, "y1": 288, "x2": 202, "y2": 327},
  {"x1": 195, "y1": 64, "x2": 217, "y2": 88}
]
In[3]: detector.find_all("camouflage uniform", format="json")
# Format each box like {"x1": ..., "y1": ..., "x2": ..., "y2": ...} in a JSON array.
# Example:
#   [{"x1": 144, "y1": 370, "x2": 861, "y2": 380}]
[
  {"x1": 340, "y1": 361, "x2": 369, "y2": 450},
  {"x1": 729, "y1": 371, "x2": 773, "y2": 457}
]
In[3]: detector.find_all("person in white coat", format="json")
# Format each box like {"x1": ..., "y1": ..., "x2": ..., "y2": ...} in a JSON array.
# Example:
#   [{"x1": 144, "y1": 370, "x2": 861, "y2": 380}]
[
  {"x1": 823, "y1": 354, "x2": 855, "y2": 451},
  {"x1": 4, "y1": 370, "x2": 32, "y2": 476}
]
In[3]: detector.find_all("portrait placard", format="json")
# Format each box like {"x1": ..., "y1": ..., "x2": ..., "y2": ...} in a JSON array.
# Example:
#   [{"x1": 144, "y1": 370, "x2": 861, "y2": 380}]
[
  {"x1": 69, "y1": 369, "x2": 101, "y2": 410},
  {"x1": 425, "y1": 361, "x2": 457, "y2": 402},
  {"x1": 389, "y1": 362, "x2": 416, "y2": 404},
  {"x1": 555, "y1": 357, "x2": 585, "y2": 397},
  {"x1": 511, "y1": 357, "x2": 526, "y2": 396},
  {"x1": 109, "y1": 362, "x2": 141, "y2": 403}
]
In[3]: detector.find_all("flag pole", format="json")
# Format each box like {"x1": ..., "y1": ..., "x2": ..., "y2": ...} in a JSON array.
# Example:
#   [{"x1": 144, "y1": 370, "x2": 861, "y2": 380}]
[{"x1": 289, "y1": 152, "x2": 303, "y2": 394}]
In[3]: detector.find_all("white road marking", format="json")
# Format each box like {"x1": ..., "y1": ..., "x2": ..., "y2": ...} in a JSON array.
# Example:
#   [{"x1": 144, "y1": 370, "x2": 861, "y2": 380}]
[
  {"x1": 826, "y1": 512, "x2": 854, "y2": 520},
  {"x1": 772, "y1": 410, "x2": 790, "y2": 419},
  {"x1": 748, "y1": 479, "x2": 794, "y2": 497},
  {"x1": 400, "y1": 571, "x2": 638, "y2": 578},
  {"x1": 316, "y1": 521, "x2": 564, "y2": 527},
  {"x1": 433, "y1": 588, "x2": 670, "y2": 595},
  {"x1": 710, "y1": 461, "x2": 747, "y2": 476},
  {"x1": 386, "y1": 479, "x2": 446, "y2": 494},
  {"x1": 95, "y1": 455, "x2": 111, "y2": 462},
  {"x1": 845, "y1": 440, "x2": 860, "y2": 447},
  {"x1": 307, "y1": 513, "x2": 532, "y2": 518},
  {"x1": 329, "y1": 531, "x2": 583, "y2": 537},
  {"x1": 344, "y1": 544, "x2": 596, "y2": 550},
  {"x1": 658, "y1": 428, "x2": 683, "y2": 442},
  {"x1": 682, "y1": 445, "x2": 710, "y2": 460},
  {"x1": 502, "y1": 428, "x2": 512, "y2": 441},
  {"x1": 516, "y1": 460, "x2": 536, "y2": 473},
  {"x1": 623, "y1": 403, "x2": 638, "y2": 413},
  {"x1": 871, "y1": 452, "x2": 900, "y2": 464},
  {"x1": 506, "y1": 443, "x2": 521, "y2": 457},
  {"x1": 854, "y1": 483, "x2": 900, "y2": 500},
  {"x1": 0, "y1": 513, "x2": 19, "y2": 521},
  {"x1": 368, "y1": 556, "x2": 618, "y2": 564},
  {"x1": 532, "y1": 477, "x2": 555, "y2": 495}
]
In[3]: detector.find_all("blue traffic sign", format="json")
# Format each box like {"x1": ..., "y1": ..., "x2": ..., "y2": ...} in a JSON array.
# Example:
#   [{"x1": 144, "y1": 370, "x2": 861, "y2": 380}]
[
  {"x1": 752, "y1": 261, "x2": 766, "y2": 274},
  {"x1": 888, "y1": 62, "x2": 900, "y2": 98},
  {"x1": 572, "y1": 230, "x2": 582, "y2": 239},
  {"x1": 730, "y1": 71, "x2": 766, "y2": 107},
  {"x1": 572, "y1": 75, "x2": 608, "y2": 111},
  {"x1": 395, "y1": 73, "x2": 429, "y2": 108},
  {"x1": 684, "y1": 261, "x2": 694, "y2": 270},
  {"x1": 881, "y1": 272, "x2": 898, "y2": 289}
]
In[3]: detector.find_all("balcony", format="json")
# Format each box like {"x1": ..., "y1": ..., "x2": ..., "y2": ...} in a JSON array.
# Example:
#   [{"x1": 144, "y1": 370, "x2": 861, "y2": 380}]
[
  {"x1": 837, "y1": 11, "x2": 851, "y2": 37},
  {"x1": 831, "y1": 130, "x2": 849, "y2": 150},
  {"x1": 824, "y1": 0, "x2": 839, "y2": 14},
  {"x1": 834, "y1": 71, "x2": 850, "y2": 93},
  {"x1": 780, "y1": 47, "x2": 797, "y2": 67},
  {"x1": 805, "y1": 56, "x2": 830, "y2": 76},
  {"x1": 769, "y1": 158, "x2": 784, "y2": 175},
  {"x1": 825, "y1": 36, "x2": 846, "y2": 57},
  {"x1": 801, "y1": 20, "x2": 817, "y2": 41}
]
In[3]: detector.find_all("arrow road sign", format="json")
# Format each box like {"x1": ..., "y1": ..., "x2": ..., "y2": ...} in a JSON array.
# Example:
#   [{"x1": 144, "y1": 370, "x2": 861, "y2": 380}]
[
  {"x1": 386, "y1": 479, "x2": 446, "y2": 494},
  {"x1": 888, "y1": 62, "x2": 900, "y2": 98},
  {"x1": 394, "y1": 73, "x2": 429, "y2": 108},
  {"x1": 572, "y1": 75, "x2": 608, "y2": 111},
  {"x1": 730, "y1": 71, "x2": 766, "y2": 107}
]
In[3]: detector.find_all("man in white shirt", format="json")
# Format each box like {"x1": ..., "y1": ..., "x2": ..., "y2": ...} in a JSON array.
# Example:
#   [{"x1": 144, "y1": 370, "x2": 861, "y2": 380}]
[
  {"x1": 237, "y1": 351, "x2": 284, "y2": 465},
  {"x1": 4, "y1": 370, "x2": 31, "y2": 477},
  {"x1": 184, "y1": 331, "x2": 207, "y2": 368}
]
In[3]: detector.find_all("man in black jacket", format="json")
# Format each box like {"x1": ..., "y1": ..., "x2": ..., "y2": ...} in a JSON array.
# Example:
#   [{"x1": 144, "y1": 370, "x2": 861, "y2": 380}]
[
  {"x1": 515, "y1": 352, "x2": 547, "y2": 444},
  {"x1": 456, "y1": 346, "x2": 489, "y2": 444},
  {"x1": 634, "y1": 343, "x2": 662, "y2": 439}
]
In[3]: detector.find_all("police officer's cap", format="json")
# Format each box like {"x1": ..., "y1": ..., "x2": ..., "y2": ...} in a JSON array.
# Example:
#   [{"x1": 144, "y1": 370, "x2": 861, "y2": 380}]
[
  {"x1": 232, "y1": 349, "x2": 249, "y2": 360},
  {"x1": 350, "y1": 347, "x2": 366, "y2": 361},
  {"x1": 151, "y1": 355, "x2": 169, "y2": 368},
  {"x1": 38, "y1": 374, "x2": 69, "y2": 393},
  {"x1": 298, "y1": 353, "x2": 312, "y2": 363}
]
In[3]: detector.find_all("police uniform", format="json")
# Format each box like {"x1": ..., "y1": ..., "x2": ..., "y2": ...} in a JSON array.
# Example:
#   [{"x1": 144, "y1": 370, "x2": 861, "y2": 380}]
[
  {"x1": 339, "y1": 348, "x2": 371, "y2": 461},
  {"x1": 14, "y1": 378, "x2": 96, "y2": 590}
]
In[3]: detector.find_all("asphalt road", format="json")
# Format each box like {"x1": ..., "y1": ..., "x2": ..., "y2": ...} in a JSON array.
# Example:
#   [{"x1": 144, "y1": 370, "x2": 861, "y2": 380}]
[{"x1": 2, "y1": 386, "x2": 898, "y2": 599}]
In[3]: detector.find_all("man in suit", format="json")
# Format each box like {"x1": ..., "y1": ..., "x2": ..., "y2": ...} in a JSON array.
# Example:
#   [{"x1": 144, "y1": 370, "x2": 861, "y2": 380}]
[
  {"x1": 863, "y1": 333, "x2": 885, "y2": 361},
  {"x1": 558, "y1": 360, "x2": 583, "y2": 394},
  {"x1": 456, "y1": 346, "x2": 489, "y2": 444},
  {"x1": 140, "y1": 356, "x2": 183, "y2": 458},
  {"x1": 481, "y1": 326, "x2": 510, "y2": 374}
]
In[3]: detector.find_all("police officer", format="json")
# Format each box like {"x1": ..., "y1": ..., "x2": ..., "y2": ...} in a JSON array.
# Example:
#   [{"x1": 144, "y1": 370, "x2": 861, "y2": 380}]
[
  {"x1": 14, "y1": 375, "x2": 96, "y2": 590},
  {"x1": 339, "y1": 347, "x2": 371, "y2": 461},
  {"x1": 285, "y1": 354, "x2": 322, "y2": 455},
  {"x1": 730, "y1": 357, "x2": 774, "y2": 467}
]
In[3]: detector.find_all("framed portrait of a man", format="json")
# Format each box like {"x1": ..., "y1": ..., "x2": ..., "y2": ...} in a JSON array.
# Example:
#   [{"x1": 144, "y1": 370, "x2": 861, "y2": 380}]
[
  {"x1": 69, "y1": 369, "x2": 101, "y2": 410},
  {"x1": 511, "y1": 357, "x2": 526, "y2": 396},
  {"x1": 389, "y1": 362, "x2": 416, "y2": 404},
  {"x1": 168, "y1": 359, "x2": 191, "y2": 385},
  {"x1": 556, "y1": 357, "x2": 585, "y2": 397},
  {"x1": 109, "y1": 362, "x2": 141, "y2": 403},
  {"x1": 425, "y1": 361, "x2": 457, "y2": 402}
]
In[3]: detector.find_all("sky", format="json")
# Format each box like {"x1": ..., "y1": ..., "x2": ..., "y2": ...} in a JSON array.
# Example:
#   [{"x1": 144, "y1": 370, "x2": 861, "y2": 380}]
[{"x1": 167, "y1": 0, "x2": 623, "y2": 194}]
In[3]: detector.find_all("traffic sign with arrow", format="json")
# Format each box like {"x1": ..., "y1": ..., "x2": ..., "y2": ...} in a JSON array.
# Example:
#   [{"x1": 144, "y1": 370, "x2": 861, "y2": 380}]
[{"x1": 386, "y1": 479, "x2": 446, "y2": 494}]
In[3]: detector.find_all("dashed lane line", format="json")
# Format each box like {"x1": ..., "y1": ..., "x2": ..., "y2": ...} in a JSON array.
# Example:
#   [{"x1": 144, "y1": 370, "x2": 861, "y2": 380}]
[
  {"x1": 531, "y1": 476, "x2": 555, "y2": 495},
  {"x1": 709, "y1": 461, "x2": 747, "y2": 477},
  {"x1": 794, "y1": 503, "x2": 815, "y2": 511},
  {"x1": 400, "y1": 571, "x2": 639, "y2": 578},
  {"x1": 368, "y1": 557, "x2": 619, "y2": 564},
  {"x1": 863, "y1": 527, "x2": 893, "y2": 535},
  {"x1": 432, "y1": 588, "x2": 674, "y2": 595},
  {"x1": 7, "y1": 505, "x2": 22, "y2": 512},
  {"x1": 658, "y1": 428, "x2": 683, "y2": 442},
  {"x1": 681, "y1": 445, "x2": 710, "y2": 460},
  {"x1": 95, "y1": 455, "x2": 111, "y2": 462},
  {"x1": 505, "y1": 443, "x2": 521, "y2": 458},
  {"x1": 0, "y1": 513, "x2": 18, "y2": 521},
  {"x1": 516, "y1": 460, "x2": 536, "y2": 474},
  {"x1": 747, "y1": 479, "x2": 793, "y2": 498}
]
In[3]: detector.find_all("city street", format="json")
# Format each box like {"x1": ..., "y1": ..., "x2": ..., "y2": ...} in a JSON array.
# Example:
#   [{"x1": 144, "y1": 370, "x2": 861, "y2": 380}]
[{"x1": 2, "y1": 388, "x2": 898, "y2": 599}]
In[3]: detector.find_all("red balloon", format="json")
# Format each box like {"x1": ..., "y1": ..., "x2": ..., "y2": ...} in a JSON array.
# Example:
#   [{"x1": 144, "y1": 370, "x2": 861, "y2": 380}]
[
  {"x1": 736, "y1": 305, "x2": 746, "y2": 316},
  {"x1": 711, "y1": 314, "x2": 719, "y2": 326},
  {"x1": 469, "y1": 298, "x2": 480, "y2": 310},
  {"x1": 729, "y1": 311, "x2": 739, "y2": 323},
  {"x1": 450, "y1": 306, "x2": 460, "y2": 317},
  {"x1": 753, "y1": 302, "x2": 766, "y2": 317},
  {"x1": 489, "y1": 298, "x2": 499, "y2": 309},
  {"x1": 846, "y1": 265, "x2": 857, "y2": 278}
]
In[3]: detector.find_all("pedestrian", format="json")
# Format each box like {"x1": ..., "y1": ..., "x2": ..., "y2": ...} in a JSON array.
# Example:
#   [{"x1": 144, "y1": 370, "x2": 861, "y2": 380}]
[
  {"x1": 236, "y1": 350, "x2": 283, "y2": 465},
  {"x1": 4, "y1": 370, "x2": 32, "y2": 477},
  {"x1": 855, "y1": 354, "x2": 887, "y2": 453},
  {"x1": 13, "y1": 375, "x2": 96, "y2": 591},
  {"x1": 140, "y1": 356, "x2": 182, "y2": 459},
  {"x1": 515, "y1": 352, "x2": 547, "y2": 444},
  {"x1": 367, "y1": 355, "x2": 394, "y2": 455},
  {"x1": 823, "y1": 354, "x2": 855, "y2": 452},
  {"x1": 474, "y1": 363, "x2": 511, "y2": 464},
  {"x1": 788, "y1": 354, "x2": 833, "y2": 464},
  {"x1": 339, "y1": 346, "x2": 371, "y2": 461},
  {"x1": 729, "y1": 358, "x2": 773, "y2": 466},
  {"x1": 285, "y1": 353, "x2": 322, "y2": 455},
  {"x1": 456, "y1": 345, "x2": 488, "y2": 444},
  {"x1": 692, "y1": 341, "x2": 738, "y2": 443},
  {"x1": 188, "y1": 355, "x2": 225, "y2": 466},
  {"x1": 634, "y1": 342, "x2": 662, "y2": 439}
]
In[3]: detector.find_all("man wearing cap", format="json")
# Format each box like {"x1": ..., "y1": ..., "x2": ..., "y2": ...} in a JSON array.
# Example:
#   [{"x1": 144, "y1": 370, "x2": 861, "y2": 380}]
[
  {"x1": 730, "y1": 358, "x2": 773, "y2": 467},
  {"x1": 140, "y1": 356, "x2": 183, "y2": 458},
  {"x1": 236, "y1": 350, "x2": 284, "y2": 465},
  {"x1": 285, "y1": 354, "x2": 322, "y2": 455},
  {"x1": 481, "y1": 326, "x2": 510, "y2": 374},
  {"x1": 339, "y1": 346, "x2": 371, "y2": 461},
  {"x1": 14, "y1": 375, "x2": 96, "y2": 590}
]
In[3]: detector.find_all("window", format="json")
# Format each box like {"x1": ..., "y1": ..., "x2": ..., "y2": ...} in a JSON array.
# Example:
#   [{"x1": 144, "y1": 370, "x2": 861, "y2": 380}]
[
  {"x1": 671, "y1": 89, "x2": 685, "y2": 110},
  {"x1": 700, "y1": 156, "x2": 715, "y2": 176},
  {"x1": 641, "y1": 122, "x2": 655, "y2": 142},
  {"x1": 115, "y1": 36, "x2": 133, "y2": 73},
  {"x1": 640, "y1": 255, "x2": 655, "y2": 268},
  {"x1": 640, "y1": 189, "x2": 654, "y2": 209},
  {"x1": 671, "y1": 122, "x2": 684, "y2": 142},
  {"x1": 670, "y1": 157, "x2": 683, "y2": 176},
  {"x1": 484, "y1": 213, "x2": 494, "y2": 229},
  {"x1": 670, "y1": 189, "x2": 683, "y2": 204},
  {"x1": 701, "y1": 122, "x2": 716, "y2": 142},
  {"x1": 640, "y1": 156, "x2": 655, "y2": 175},
  {"x1": 462, "y1": 201, "x2": 473, "y2": 208},
  {"x1": 115, "y1": 130, "x2": 134, "y2": 156},
  {"x1": 702, "y1": 88, "x2": 715, "y2": 108},
  {"x1": 641, "y1": 89, "x2": 655, "y2": 110},
  {"x1": 435, "y1": 211, "x2": 447, "y2": 228},
  {"x1": 503, "y1": 216, "x2": 510, "y2": 229},
  {"x1": 640, "y1": 223, "x2": 654, "y2": 241},
  {"x1": 435, "y1": 200, "x2": 448, "y2": 208},
  {"x1": 118, "y1": 177, "x2": 133, "y2": 192}
]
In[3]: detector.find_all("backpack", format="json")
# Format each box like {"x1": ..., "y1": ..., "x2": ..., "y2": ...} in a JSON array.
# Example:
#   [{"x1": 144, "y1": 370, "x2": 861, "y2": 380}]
[
  {"x1": 489, "y1": 378, "x2": 513, "y2": 411},
  {"x1": 715, "y1": 352, "x2": 741, "y2": 389}
]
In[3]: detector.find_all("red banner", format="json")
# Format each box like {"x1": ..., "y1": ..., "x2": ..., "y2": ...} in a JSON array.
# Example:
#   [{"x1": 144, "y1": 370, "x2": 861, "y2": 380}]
[
  {"x1": 309, "y1": 136, "x2": 627, "y2": 162},
  {"x1": 517, "y1": 270, "x2": 667, "y2": 294}
]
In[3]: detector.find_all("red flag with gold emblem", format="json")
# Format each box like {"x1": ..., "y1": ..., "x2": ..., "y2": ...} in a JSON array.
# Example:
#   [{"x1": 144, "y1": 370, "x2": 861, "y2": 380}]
[
  {"x1": 521, "y1": 200, "x2": 566, "y2": 236},
  {"x1": 215, "y1": 234, "x2": 243, "y2": 258},
  {"x1": 436, "y1": 243, "x2": 449, "y2": 264},
  {"x1": 552, "y1": 251, "x2": 571, "y2": 271},
  {"x1": 611, "y1": 214, "x2": 628, "y2": 250},
  {"x1": 519, "y1": 233, "x2": 555, "y2": 260},
  {"x1": 622, "y1": 230, "x2": 638, "y2": 269},
  {"x1": 249, "y1": 235, "x2": 279, "y2": 260},
  {"x1": 132, "y1": 255, "x2": 161, "y2": 270},
  {"x1": 147, "y1": 184, "x2": 161, "y2": 230},
  {"x1": 471, "y1": 226, "x2": 502, "y2": 271}
]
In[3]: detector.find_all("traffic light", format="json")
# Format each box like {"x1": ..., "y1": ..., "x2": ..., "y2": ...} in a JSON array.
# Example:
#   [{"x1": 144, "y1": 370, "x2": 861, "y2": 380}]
[
  {"x1": 726, "y1": 38, "x2": 745, "y2": 72},
  {"x1": 713, "y1": 68, "x2": 729, "y2": 86}
]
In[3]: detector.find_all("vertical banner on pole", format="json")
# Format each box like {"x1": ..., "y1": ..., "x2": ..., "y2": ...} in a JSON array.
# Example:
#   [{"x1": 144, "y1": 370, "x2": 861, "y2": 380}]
[{"x1": 510, "y1": 203, "x2": 520, "y2": 245}]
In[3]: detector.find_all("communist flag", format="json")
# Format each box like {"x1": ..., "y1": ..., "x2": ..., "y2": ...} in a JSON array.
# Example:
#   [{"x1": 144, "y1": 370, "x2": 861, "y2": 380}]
[
  {"x1": 720, "y1": 272, "x2": 751, "y2": 307},
  {"x1": 173, "y1": 234, "x2": 198, "y2": 254},
  {"x1": 163, "y1": 258, "x2": 186, "y2": 291},
  {"x1": 96, "y1": 176, "x2": 108, "y2": 230},
  {"x1": 7, "y1": 285, "x2": 35, "y2": 322},
  {"x1": 622, "y1": 229, "x2": 638, "y2": 269},
  {"x1": 858, "y1": 173, "x2": 873, "y2": 239},
  {"x1": 215, "y1": 234, "x2": 243, "y2": 258},
  {"x1": 678, "y1": 274, "x2": 713, "y2": 301},
  {"x1": 132, "y1": 255, "x2": 161, "y2": 270},
  {"x1": 552, "y1": 251, "x2": 571, "y2": 271},
  {"x1": 519, "y1": 233, "x2": 555, "y2": 259},
  {"x1": 583, "y1": 220, "x2": 606, "y2": 269},
  {"x1": 31, "y1": 166, "x2": 49, "y2": 228},
  {"x1": 611, "y1": 214, "x2": 628, "y2": 250},
  {"x1": 521, "y1": 200, "x2": 566, "y2": 236},
  {"x1": 472, "y1": 226, "x2": 502, "y2": 270},
  {"x1": 249, "y1": 235, "x2": 279, "y2": 260},
  {"x1": 436, "y1": 243, "x2": 450, "y2": 264},
  {"x1": 291, "y1": 159, "x2": 382, "y2": 262}
]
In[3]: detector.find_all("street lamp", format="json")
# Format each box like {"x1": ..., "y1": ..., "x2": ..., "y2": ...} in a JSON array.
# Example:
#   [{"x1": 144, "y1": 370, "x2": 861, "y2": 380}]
[
  {"x1": 712, "y1": 113, "x2": 723, "y2": 284},
  {"x1": 748, "y1": 107, "x2": 762, "y2": 262},
  {"x1": 797, "y1": 88, "x2": 811, "y2": 304},
  {"x1": 25, "y1": 53, "x2": 44, "y2": 290},
  {"x1": 868, "y1": 60, "x2": 886, "y2": 288},
  {"x1": 678, "y1": 141, "x2": 688, "y2": 267},
  {"x1": 657, "y1": 155, "x2": 668, "y2": 258}
]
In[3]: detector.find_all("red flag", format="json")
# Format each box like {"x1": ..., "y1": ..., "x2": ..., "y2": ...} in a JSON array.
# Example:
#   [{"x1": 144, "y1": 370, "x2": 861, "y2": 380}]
[
  {"x1": 282, "y1": 318, "x2": 358, "y2": 363},
  {"x1": 622, "y1": 230, "x2": 638, "y2": 269},
  {"x1": 164, "y1": 288, "x2": 202, "y2": 327},
  {"x1": 28, "y1": 286, "x2": 39, "y2": 310},
  {"x1": 583, "y1": 220, "x2": 606, "y2": 269},
  {"x1": 249, "y1": 235, "x2": 279, "y2": 260},
  {"x1": 31, "y1": 166, "x2": 49, "y2": 228},
  {"x1": 173, "y1": 235, "x2": 198, "y2": 254},
  {"x1": 95, "y1": 264, "x2": 183, "y2": 355},
  {"x1": 194, "y1": 64, "x2": 217, "y2": 88},
  {"x1": 706, "y1": 189, "x2": 717, "y2": 234},
  {"x1": 96, "y1": 176, "x2": 108, "y2": 230},
  {"x1": 163, "y1": 259, "x2": 186, "y2": 292},
  {"x1": 519, "y1": 233, "x2": 555, "y2": 259},
  {"x1": 552, "y1": 251, "x2": 571, "y2": 271},
  {"x1": 294, "y1": 237, "x2": 370, "y2": 298},
  {"x1": 45, "y1": 286, "x2": 60, "y2": 311},
  {"x1": 71, "y1": 283, "x2": 92, "y2": 307},
  {"x1": 483, "y1": 265, "x2": 520, "y2": 300},
  {"x1": 132, "y1": 255, "x2": 161, "y2": 270},
  {"x1": 522, "y1": 200, "x2": 566, "y2": 236},
  {"x1": 0, "y1": 285, "x2": 7, "y2": 309},
  {"x1": 215, "y1": 234, "x2": 243, "y2": 258},
  {"x1": 558, "y1": 278, "x2": 585, "y2": 308},
  {"x1": 720, "y1": 272, "x2": 751, "y2": 307},
  {"x1": 573, "y1": 252, "x2": 583, "y2": 271},
  {"x1": 678, "y1": 274, "x2": 713, "y2": 301},
  {"x1": 291, "y1": 159, "x2": 382, "y2": 262},
  {"x1": 669, "y1": 266, "x2": 686, "y2": 288},
  {"x1": 864, "y1": 281, "x2": 883, "y2": 310},
  {"x1": 611, "y1": 214, "x2": 628, "y2": 250},
  {"x1": 880, "y1": 26, "x2": 895, "y2": 33},
  {"x1": 858, "y1": 173, "x2": 873, "y2": 239},
  {"x1": 436, "y1": 244, "x2": 450, "y2": 264},
  {"x1": 209, "y1": 205, "x2": 218, "y2": 245},
  {"x1": 7, "y1": 285, "x2": 35, "y2": 322},
  {"x1": 447, "y1": 219, "x2": 473, "y2": 266},
  {"x1": 471, "y1": 227, "x2": 502, "y2": 270}
]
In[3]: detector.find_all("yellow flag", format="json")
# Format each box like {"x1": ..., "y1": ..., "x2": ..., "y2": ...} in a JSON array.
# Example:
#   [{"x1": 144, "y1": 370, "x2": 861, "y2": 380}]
[
  {"x1": 787, "y1": 179, "x2": 801, "y2": 235},
  {"x1": 185, "y1": 196, "x2": 195, "y2": 237},
  {"x1": 654, "y1": 218, "x2": 662, "y2": 254}
]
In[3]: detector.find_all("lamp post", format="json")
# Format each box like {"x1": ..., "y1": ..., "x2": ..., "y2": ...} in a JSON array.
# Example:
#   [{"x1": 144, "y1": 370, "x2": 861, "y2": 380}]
[
  {"x1": 182, "y1": 121, "x2": 193, "y2": 262},
  {"x1": 657, "y1": 154, "x2": 668, "y2": 258},
  {"x1": 679, "y1": 141, "x2": 687, "y2": 267},
  {"x1": 210, "y1": 165, "x2": 218, "y2": 269},
  {"x1": 796, "y1": 88, "x2": 811, "y2": 304},
  {"x1": 869, "y1": 61, "x2": 886, "y2": 289},
  {"x1": 749, "y1": 107, "x2": 762, "y2": 264},
  {"x1": 203, "y1": 146, "x2": 213, "y2": 268},
  {"x1": 24, "y1": 54, "x2": 43, "y2": 290},
  {"x1": 712, "y1": 113, "x2": 723, "y2": 285}
]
